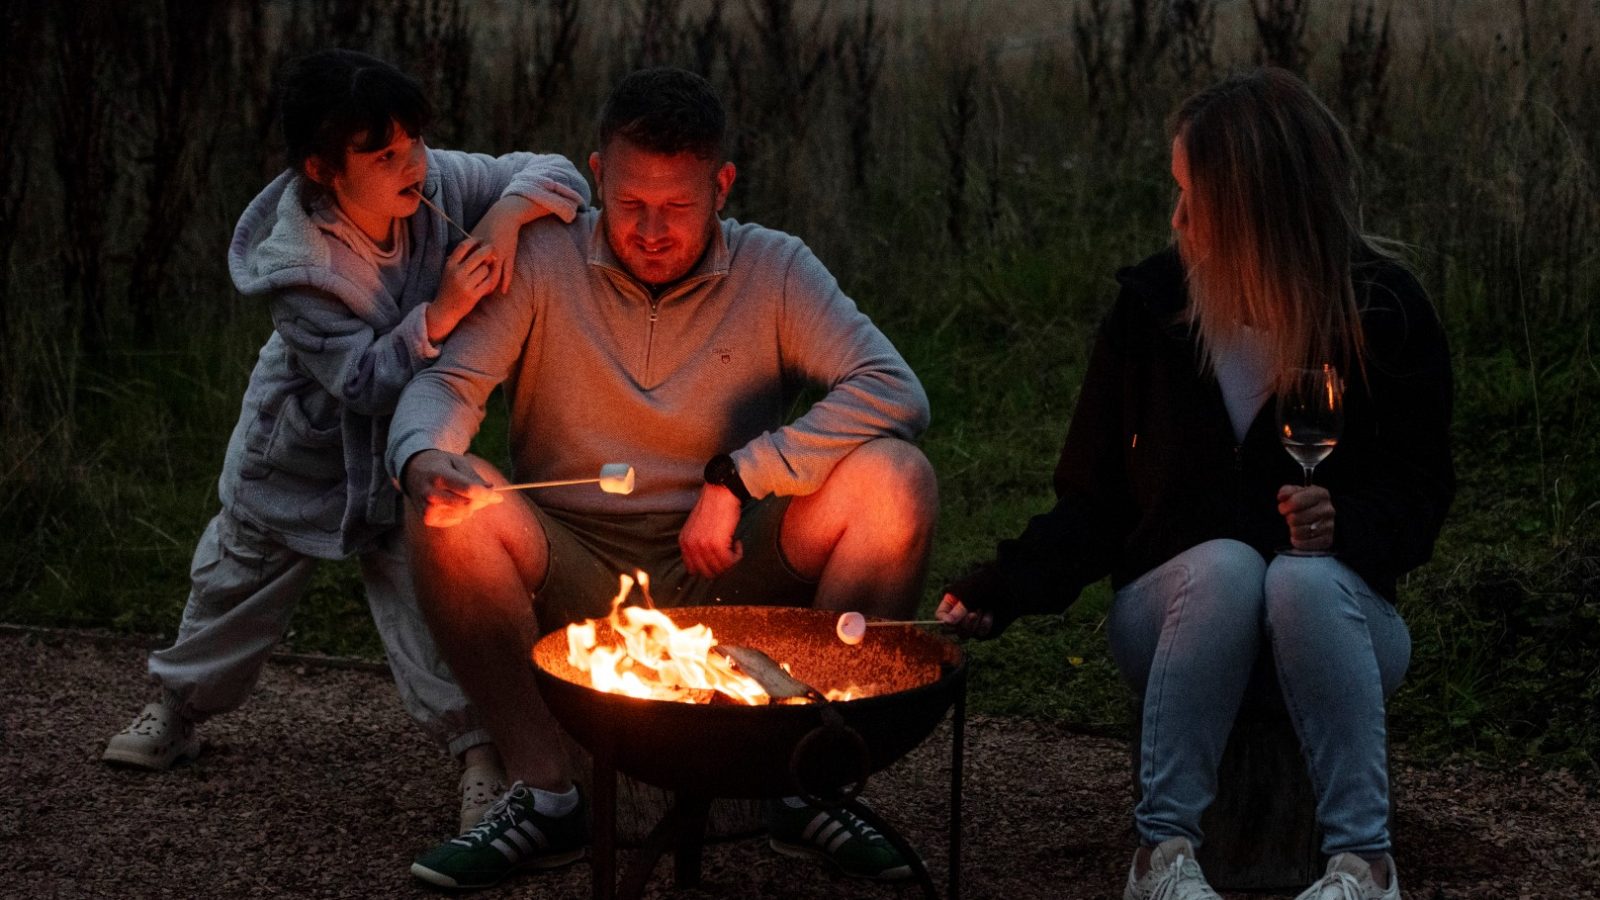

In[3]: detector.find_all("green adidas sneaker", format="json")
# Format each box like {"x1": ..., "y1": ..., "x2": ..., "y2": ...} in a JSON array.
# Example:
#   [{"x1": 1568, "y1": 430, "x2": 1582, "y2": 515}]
[
  {"x1": 411, "y1": 782, "x2": 586, "y2": 890},
  {"x1": 767, "y1": 797, "x2": 915, "y2": 882}
]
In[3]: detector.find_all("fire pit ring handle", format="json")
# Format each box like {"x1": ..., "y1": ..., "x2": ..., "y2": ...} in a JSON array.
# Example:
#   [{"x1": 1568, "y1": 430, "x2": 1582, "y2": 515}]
[{"x1": 788, "y1": 706, "x2": 871, "y2": 808}]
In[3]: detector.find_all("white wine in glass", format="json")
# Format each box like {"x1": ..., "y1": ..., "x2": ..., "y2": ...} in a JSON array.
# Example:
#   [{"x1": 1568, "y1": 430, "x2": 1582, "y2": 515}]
[
  {"x1": 1278, "y1": 364, "x2": 1344, "y2": 484},
  {"x1": 1277, "y1": 364, "x2": 1343, "y2": 556}
]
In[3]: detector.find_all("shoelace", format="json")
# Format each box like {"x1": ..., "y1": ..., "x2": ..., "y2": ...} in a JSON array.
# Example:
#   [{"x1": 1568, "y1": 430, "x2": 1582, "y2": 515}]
[
  {"x1": 451, "y1": 782, "x2": 532, "y2": 847},
  {"x1": 1148, "y1": 853, "x2": 1213, "y2": 900},
  {"x1": 1309, "y1": 871, "x2": 1366, "y2": 900}
]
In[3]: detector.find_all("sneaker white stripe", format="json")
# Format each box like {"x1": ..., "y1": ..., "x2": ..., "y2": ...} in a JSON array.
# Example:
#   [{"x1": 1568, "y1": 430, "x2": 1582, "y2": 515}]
[
  {"x1": 825, "y1": 828, "x2": 854, "y2": 853},
  {"x1": 490, "y1": 837, "x2": 518, "y2": 860},
  {"x1": 518, "y1": 820, "x2": 549, "y2": 849},
  {"x1": 813, "y1": 820, "x2": 845, "y2": 847},
  {"x1": 502, "y1": 826, "x2": 532, "y2": 854},
  {"x1": 800, "y1": 813, "x2": 829, "y2": 842}
]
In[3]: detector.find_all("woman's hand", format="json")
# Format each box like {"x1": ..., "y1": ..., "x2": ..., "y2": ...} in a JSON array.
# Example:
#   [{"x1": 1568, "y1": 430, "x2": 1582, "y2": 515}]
[
  {"x1": 425, "y1": 237, "x2": 497, "y2": 342},
  {"x1": 936, "y1": 593, "x2": 994, "y2": 638},
  {"x1": 1278, "y1": 484, "x2": 1336, "y2": 553}
]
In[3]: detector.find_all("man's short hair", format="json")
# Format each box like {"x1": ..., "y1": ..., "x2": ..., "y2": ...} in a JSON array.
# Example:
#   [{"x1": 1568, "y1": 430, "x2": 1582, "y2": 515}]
[{"x1": 599, "y1": 67, "x2": 725, "y2": 160}]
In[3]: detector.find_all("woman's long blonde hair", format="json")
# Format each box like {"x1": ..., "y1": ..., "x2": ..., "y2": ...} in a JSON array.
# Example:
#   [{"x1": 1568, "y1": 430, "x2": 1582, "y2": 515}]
[{"x1": 1173, "y1": 67, "x2": 1385, "y2": 391}]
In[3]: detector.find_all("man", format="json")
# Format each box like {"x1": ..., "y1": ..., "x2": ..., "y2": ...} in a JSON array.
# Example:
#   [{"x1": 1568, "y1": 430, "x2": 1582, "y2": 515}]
[{"x1": 389, "y1": 67, "x2": 936, "y2": 890}]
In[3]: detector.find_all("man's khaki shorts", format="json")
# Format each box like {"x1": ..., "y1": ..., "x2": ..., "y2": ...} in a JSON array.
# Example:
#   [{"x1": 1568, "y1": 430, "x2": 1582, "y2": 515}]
[{"x1": 526, "y1": 496, "x2": 817, "y2": 632}]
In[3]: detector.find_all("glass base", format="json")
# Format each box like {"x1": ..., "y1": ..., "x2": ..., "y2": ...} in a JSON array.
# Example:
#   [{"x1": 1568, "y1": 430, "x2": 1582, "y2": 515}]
[{"x1": 1276, "y1": 547, "x2": 1336, "y2": 558}]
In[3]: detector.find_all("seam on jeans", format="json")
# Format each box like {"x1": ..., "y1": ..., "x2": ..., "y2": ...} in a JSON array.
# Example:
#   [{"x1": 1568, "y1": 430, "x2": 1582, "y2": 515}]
[
  {"x1": 1268, "y1": 617, "x2": 1334, "y2": 835},
  {"x1": 1140, "y1": 562, "x2": 1191, "y2": 841},
  {"x1": 1273, "y1": 577, "x2": 1400, "y2": 854}
]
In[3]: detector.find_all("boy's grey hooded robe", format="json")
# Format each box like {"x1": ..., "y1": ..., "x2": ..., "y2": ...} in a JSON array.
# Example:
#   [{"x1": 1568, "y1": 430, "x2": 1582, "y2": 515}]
[{"x1": 223, "y1": 149, "x2": 589, "y2": 558}]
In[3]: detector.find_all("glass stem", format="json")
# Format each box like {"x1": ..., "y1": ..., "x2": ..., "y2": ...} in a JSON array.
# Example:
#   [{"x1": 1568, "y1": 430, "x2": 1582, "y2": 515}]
[{"x1": 1302, "y1": 465, "x2": 1314, "y2": 487}]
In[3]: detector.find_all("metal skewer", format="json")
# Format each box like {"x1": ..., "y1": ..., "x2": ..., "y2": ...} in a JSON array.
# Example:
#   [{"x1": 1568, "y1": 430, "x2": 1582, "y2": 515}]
[{"x1": 495, "y1": 463, "x2": 635, "y2": 495}]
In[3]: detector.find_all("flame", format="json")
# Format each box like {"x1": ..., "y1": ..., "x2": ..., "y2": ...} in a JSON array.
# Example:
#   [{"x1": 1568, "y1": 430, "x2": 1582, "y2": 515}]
[{"x1": 564, "y1": 572, "x2": 771, "y2": 705}]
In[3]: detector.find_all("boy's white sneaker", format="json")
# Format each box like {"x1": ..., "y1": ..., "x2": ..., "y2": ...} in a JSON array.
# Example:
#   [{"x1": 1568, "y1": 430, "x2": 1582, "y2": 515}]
[
  {"x1": 1293, "y1": 852, "x2": 1400, "y2": 900},
  {"x1": 102, "y1": 701, "x2": 201, "y2": 769},
  {"x1": 1124, "y1": 836, "x2": 1222, "y2": 900},
  {"x1": 458, "y1": 761, "x2": 509, "y2": 833}
]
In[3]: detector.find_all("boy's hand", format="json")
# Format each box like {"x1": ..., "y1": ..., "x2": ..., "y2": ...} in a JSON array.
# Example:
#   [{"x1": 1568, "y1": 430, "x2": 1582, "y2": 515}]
[
  {"x1": 473, "y1": 196, "x2": 549, "y2": 295},
  {"x1": 426, "y1": 238, "x2": 497, "y2": 342},
  {"x1": 403, "y1": 450, "x2": 503, "y2": 528}
]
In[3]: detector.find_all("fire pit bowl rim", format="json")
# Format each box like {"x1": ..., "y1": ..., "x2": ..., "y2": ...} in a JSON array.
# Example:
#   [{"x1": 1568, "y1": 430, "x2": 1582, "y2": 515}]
[{"x1": 530, "y1": 604, "x2": 966, "y2": 798}]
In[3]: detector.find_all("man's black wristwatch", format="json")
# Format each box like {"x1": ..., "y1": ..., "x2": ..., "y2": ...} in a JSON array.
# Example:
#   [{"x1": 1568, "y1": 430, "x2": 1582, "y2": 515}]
[{"x1": 703, "y1": 453, "x2": 752, "y2": 504}]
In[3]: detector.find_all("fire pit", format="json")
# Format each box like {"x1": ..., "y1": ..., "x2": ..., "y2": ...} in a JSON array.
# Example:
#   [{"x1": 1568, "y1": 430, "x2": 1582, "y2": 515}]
[{"x1": 530, "y1": 604, "x2": 967, "y2": 900}]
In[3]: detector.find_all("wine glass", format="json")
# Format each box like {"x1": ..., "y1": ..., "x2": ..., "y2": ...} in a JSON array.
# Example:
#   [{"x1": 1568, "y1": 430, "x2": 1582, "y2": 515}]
[{"x1": 1277, "y1": 364, "x2": 1343, "y2": 556}]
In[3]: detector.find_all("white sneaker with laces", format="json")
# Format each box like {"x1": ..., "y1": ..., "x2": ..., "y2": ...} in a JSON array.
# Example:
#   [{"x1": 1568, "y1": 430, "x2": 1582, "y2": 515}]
[
  {"x1": 458, "y1": 762, "x2": 509, "y2": 833},
  {"x1": 1124, "y1": 836, "x2": 1222, "y2": 900},
  {"x1": 1293, "y1": 852, "x2": 1400, "y2": 900},
  {"x1": 102, "y1": 701, "x2": 201, "y2": 769}
]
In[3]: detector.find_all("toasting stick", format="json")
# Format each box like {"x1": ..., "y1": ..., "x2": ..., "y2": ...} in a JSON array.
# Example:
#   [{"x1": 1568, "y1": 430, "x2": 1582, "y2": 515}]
[
  {"x1": 495, "y1": 463, "x2": 636, "y2": 495},
  {"x1": 405, "y1": 186, "x2": 474, "y2": 241},
  {"x1": 834, "y1": 611, "x2": 945, "y2": 645}
]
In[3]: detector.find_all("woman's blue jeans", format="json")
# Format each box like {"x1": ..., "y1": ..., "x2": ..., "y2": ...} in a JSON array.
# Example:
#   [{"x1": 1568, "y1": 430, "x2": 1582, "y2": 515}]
[{"x1": 1107, "y1": 539, "x2": 1410, "y2": 857}]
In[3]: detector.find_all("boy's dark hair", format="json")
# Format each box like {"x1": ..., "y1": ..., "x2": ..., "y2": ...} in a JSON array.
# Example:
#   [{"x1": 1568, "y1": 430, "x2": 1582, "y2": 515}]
[
  {"x1": 279, "y1": 48, "x2": 431, "y2": 177},
  {"x1": 599, "y1": 67, "x2": 725, "y2": 160}
]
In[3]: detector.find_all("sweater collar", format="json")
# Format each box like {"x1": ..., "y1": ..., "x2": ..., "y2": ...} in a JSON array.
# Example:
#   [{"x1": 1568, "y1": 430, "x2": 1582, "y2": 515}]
[{"x1": 586, "y1": 213, "x2": 732, "y2": 297}]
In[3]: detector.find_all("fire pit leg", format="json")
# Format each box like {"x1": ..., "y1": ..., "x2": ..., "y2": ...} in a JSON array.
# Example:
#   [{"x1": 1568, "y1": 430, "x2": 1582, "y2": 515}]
[
  {"x1": 615, "y1": 791, "x2": 710, "y2": 899},
  {"x1": 591, "y1": 755, "x2": 618, "y2": 900},
  {"x1": 951, "y1": 678, "x2": 967, "y2": 900},
  {"x1": 672, "y1": 793, "x2": 711, "y2": 888}
]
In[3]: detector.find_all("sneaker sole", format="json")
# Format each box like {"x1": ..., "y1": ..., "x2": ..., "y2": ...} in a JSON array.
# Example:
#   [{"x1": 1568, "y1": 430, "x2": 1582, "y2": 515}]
[
  {"x1": 101, "y1": 737, "x2": 202, "y2": 770},
  {"x1": 768, "y1": 837, "x2": 913, "y2": 882},
  {"x1": 409, "y1": 848, "x2": 586, "y2": 890}
]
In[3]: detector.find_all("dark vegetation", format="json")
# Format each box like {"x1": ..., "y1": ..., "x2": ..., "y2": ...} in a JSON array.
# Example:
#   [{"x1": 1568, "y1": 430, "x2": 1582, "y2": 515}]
[{"x1": 1, "y1": 0, "x2": 1595, "y2": 774}]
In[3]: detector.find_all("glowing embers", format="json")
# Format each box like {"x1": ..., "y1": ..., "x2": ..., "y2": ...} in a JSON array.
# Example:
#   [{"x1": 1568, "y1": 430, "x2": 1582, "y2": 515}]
[{"x1": 562, "y1": 572, "x2": 863, "y2": 704}]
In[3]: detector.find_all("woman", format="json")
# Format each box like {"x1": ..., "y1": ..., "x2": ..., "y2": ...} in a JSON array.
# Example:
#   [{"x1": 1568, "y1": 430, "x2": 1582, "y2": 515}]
[{"x1": 938, "y1": 68, "x2": 1452, "y2": 900}]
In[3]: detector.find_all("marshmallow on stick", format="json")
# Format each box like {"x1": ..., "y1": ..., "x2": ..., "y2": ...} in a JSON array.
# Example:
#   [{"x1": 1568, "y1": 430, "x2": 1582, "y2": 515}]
[{"x1": 834, "y1": 611, "x2": 945, "y2": 645}]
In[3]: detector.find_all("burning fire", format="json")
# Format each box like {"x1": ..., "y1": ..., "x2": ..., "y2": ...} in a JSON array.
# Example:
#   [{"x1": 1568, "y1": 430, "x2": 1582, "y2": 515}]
[
  {"x1": 564, "y1": 573, "x2": 770, "y2": 705},
  {"x1": 562, "y1": 572, "x2": 864, "y2": 704}
]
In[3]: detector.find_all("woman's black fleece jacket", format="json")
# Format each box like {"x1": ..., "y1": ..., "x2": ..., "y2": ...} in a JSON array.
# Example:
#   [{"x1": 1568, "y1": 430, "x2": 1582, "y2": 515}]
[{"x1": 951, "y1": 246, "x2": 1454, "y2": 632}]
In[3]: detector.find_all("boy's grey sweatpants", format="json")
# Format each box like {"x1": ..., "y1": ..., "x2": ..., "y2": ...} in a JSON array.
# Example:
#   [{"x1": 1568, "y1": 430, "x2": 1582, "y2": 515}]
[{"x1": 147, "y1": 509, "x2": 490, "y2": 758}]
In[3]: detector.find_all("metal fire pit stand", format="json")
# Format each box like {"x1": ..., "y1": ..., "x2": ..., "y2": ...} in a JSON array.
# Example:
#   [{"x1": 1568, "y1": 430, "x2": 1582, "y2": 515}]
[{"x1": 586, "y1": 680, "x2": 967, "y2": 900}]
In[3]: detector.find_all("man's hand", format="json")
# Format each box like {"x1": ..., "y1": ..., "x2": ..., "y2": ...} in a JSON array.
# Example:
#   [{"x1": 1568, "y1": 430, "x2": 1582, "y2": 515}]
[
  {"x1": 936, "y1": 593, "x2": 994, "y2": 638},
  {"x1": 403, "y1": 450, "x2": 503, "y2": 528},
  {"x1": 680, "y1": 484, "x2": 744, "y2": 578},
  {"x1": 1277, "y1": 483, "x2": 1336, "y2": 553}
]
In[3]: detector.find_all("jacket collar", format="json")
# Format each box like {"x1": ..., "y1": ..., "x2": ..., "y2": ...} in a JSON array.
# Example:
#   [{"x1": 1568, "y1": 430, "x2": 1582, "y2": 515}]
[{"x1": 1115, "y1": 244, "x2": 1192, "y2": 338}]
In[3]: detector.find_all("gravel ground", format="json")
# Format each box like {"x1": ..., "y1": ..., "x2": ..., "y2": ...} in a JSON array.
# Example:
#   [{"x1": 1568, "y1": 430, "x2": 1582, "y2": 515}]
[{"x1": 2, "y1": 631, "x2": 1596, "y2": 899}]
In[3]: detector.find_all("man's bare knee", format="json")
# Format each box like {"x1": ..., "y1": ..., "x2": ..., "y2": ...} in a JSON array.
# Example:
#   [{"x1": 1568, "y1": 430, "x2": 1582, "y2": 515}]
[
  {"x1": 783, "y1": 439, "x2": 937, "y2": 578},
  {"x1": 838, "y1": 439, "x2": 938, "y2": 529},
  {"x1": 405, "y1": 457, "x2": 548, "y2": 594}
]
